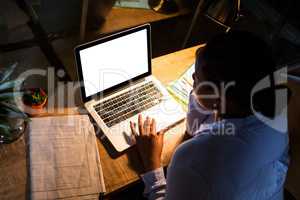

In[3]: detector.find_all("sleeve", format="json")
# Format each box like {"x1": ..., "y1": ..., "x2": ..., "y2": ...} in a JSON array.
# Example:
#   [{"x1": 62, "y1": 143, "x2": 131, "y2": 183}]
[
  {"x1": 140, "y1": 138, "x2": 211, "y2": 200},
  {"x1": 141, "y1": 165, "x2": 210, "y2": 200},
  {"x1": 141, "y1": 167, "x2": 167, "y2": 200}
]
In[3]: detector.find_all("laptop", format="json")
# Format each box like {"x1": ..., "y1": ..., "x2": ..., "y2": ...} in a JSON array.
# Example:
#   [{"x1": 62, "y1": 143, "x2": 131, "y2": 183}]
[{"x1": 75, "y1": 24, "x2": 185, "y2": 152}]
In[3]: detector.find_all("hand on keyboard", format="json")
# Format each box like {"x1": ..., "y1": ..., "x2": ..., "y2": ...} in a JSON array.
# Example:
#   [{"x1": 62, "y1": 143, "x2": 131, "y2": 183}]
[{"x1": 130, "y1": 114, "x2": 167, "y2": 173}]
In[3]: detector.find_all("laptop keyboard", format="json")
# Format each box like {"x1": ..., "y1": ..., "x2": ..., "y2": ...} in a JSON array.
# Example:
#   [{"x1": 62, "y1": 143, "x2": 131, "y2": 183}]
[{"x1": 94, "y1": 82, "x2": 163, "y2": 127}]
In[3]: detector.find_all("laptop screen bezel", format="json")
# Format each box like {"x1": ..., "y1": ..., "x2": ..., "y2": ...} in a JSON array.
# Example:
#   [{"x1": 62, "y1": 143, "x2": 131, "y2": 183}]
[{"x1": 74, "y1": 24, "x2": 152, "y2": 103}]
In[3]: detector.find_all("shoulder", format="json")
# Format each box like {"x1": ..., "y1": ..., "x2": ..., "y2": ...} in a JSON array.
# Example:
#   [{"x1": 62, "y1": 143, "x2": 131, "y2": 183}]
[
  {"x1": 237, "y1": 116, "x2": 289, "y2": 161},
  {"x1": 169, "y1": 134, "x2": 245, "y2": 170},
  {"x1": 170, "y1": 120, "x2": 288, "y2": 169}
]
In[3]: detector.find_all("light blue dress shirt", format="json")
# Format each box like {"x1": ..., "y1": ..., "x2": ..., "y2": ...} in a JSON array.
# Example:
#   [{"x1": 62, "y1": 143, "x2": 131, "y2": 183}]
[{"x1": 141, "y1": 94, "x2": 289, "y2": 200}]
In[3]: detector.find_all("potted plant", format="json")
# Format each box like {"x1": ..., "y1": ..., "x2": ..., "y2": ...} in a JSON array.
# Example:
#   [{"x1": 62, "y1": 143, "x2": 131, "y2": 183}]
[
  {"x1": 0, "y1": 63, "x2": 29, "y2": 144},
  {"x1": 23, "y1": 88, "x2": 47, "y2": 110}
]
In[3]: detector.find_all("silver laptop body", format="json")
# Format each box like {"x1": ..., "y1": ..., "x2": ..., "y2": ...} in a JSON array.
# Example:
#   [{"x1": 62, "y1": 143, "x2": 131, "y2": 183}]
[{"x1": 75, "y1": 24, "x2": 185, "y2": 152}]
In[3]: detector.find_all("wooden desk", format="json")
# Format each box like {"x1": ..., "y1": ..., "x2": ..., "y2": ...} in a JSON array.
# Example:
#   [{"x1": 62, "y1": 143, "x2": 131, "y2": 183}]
[{"x1": 0, "y1": 45, "x2": 203, "y2": 199}]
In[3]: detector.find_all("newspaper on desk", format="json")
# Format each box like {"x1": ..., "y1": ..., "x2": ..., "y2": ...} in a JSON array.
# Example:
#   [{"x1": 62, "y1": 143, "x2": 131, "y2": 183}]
[
  {"x1": 167, "y1": 64, "x2": 195, "y2": 111},
  {"x1": 29, "y1": 115, "x2": 105, "y2": 200}
]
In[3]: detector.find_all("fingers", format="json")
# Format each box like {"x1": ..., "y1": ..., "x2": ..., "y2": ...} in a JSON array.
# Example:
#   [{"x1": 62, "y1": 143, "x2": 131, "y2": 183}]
[
  {"x1": 136, "y1": 115, "x2": 161, "y2": 136},
  {"x1": 138, "y1": 115, "x2": 143, "y2": 135},
  {"x1": 150, "y1": 118, "x2": 156, "y2": 135},
  {"x1": 144, "y1": 116, "x2": 151, "y2": 135},
  {"x1": 130, "y1": 121, "x2": 137, "y2": 136}
]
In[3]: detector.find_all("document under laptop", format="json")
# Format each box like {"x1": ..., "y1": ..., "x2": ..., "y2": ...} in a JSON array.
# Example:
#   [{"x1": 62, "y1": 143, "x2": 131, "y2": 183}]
[{"x1": 75, "y1": 24, "x2": 185, "y2": 152}]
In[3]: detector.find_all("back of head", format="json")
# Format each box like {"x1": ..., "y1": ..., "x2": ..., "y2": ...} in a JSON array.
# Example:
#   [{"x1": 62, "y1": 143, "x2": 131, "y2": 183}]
[{"x1": 196, "y1": 31, "x2": 276, "y2": 118}]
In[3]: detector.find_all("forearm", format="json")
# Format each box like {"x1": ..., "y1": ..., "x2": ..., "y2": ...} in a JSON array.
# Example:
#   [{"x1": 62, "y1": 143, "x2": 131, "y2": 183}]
[
  {"x1": 141, "y1": 167, "x2": 166, "y2": 200},
  {"x1": 140, "y1": 131, "x2": 191, "y2": 200}
]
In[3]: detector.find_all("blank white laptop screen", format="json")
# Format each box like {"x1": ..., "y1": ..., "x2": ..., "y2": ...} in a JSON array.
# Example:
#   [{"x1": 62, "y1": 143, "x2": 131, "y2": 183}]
[{"x1": 79, "y1": 29, "x2": 149, "y2": 97}]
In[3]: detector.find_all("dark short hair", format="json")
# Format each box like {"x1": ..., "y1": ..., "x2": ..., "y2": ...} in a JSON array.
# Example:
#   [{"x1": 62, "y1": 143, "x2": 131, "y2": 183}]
[{"x1": 195, "y1": 31, "x2": 276, "y2": 118}]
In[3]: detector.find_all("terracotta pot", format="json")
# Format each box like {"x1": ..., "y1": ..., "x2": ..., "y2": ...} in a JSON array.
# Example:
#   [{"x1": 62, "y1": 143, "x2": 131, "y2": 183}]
[{"x1": 30, "y1": 96, "x2": 48, "y2": 110}]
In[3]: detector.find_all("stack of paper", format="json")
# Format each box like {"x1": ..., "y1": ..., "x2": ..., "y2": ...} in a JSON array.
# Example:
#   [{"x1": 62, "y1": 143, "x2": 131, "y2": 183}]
[
  {"x1": 167, "y1": 64, "x2": 195, "y2": 111},
  {"x1": 29, "y1": 115, "x2": 105, "y2": 200}
]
